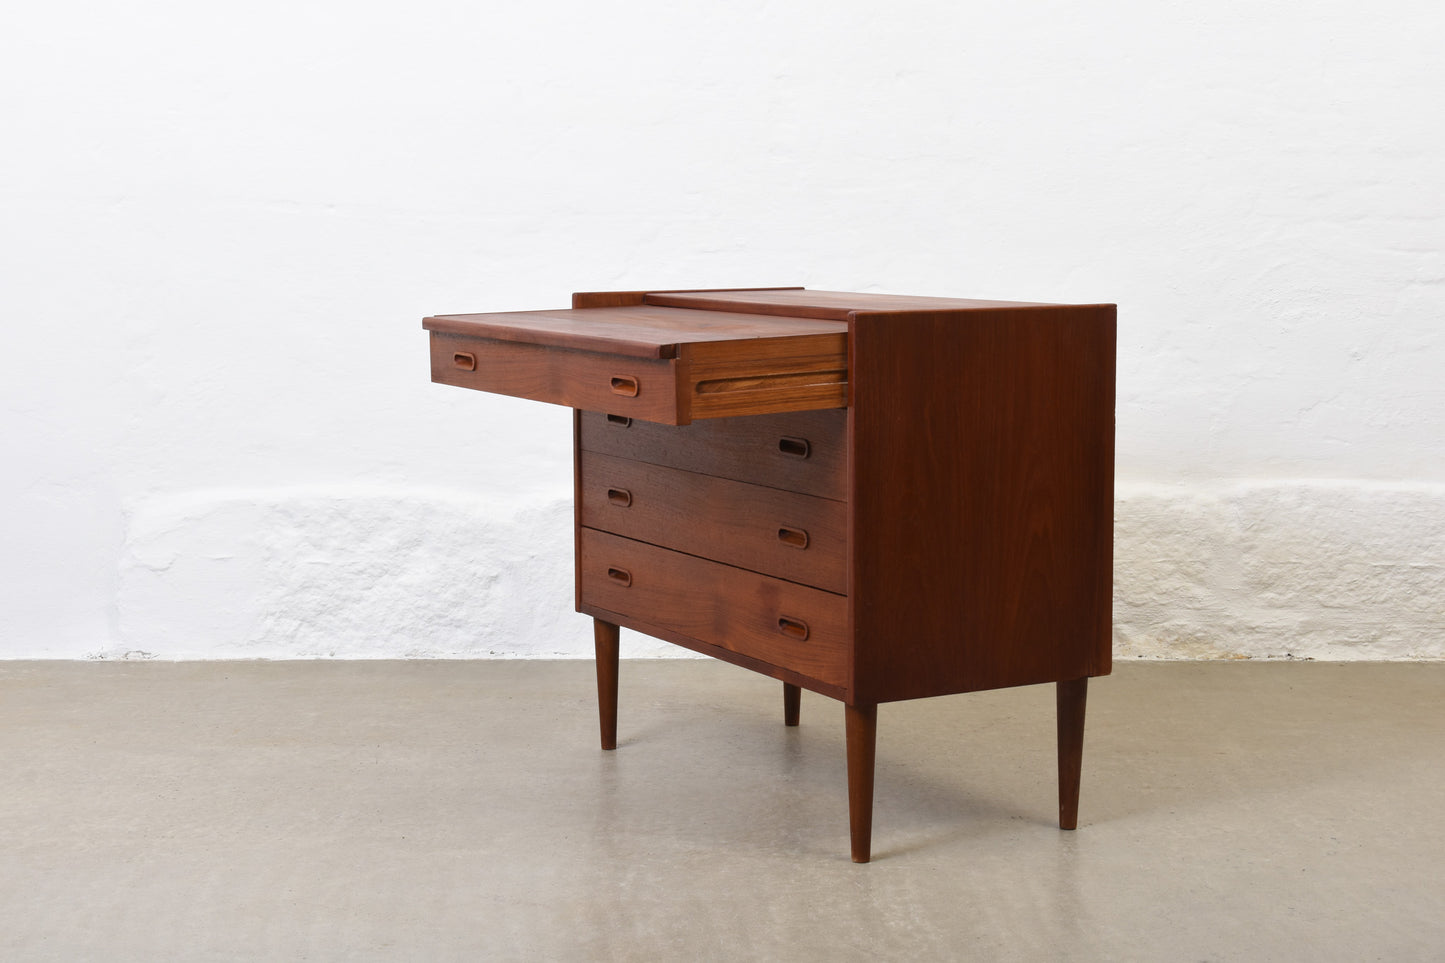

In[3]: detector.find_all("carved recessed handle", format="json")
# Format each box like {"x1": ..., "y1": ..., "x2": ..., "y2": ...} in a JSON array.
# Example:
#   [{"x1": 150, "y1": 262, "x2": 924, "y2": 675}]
[
  {"x1": 606, "y1": 488, "x2": 633, "y2": 508},
  {"x1": 777, "y1": 616, "x2": 810, "y2": 641},
  {"x1": 610, "y1": 376, "x2": 640, "y2": 397},
  {"x1": 777, "y1": 527, "x2": 809, "y2": 549},
  {"x1": 778, "y1": 437, "x2": 810, "y2": 459},
  {"x1": 606, "y1": 567, "x2": 632, "y2": 588},
  {"x1": 606, "y1": 414, "x2": 633, "y2": 427},
  {"x1": 453, "y1": 352, "x2": 476, "y2": 371}
]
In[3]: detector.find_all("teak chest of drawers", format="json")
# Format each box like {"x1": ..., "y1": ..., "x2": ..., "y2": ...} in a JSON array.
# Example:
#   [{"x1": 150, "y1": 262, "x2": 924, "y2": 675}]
[{"x1": 423, "y1": 287, "x2": 1116, "y2": 862}]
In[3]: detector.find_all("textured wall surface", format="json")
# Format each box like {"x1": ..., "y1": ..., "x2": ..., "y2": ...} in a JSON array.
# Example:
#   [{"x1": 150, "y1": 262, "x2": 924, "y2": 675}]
[
  {"x1": 3, "y1": 0, "x2": 1442, "y2": 660},
  {"x1": 1115, "y1": 484, "x2": 1445, "y2": 660}
]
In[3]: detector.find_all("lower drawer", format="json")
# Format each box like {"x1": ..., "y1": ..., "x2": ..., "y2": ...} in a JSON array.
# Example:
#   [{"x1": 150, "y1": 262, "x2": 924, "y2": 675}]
[
  {"x1": 580, "y1": 451, "x2": 846, "y2": 593},
  {"x1": 579, "y1": 529, "x2": 849, "y2": 688}
]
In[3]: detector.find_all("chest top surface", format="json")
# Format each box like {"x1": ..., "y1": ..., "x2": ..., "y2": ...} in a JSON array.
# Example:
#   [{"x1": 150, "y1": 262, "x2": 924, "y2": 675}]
[{"x1": 423, "y1": 303, "x2": 846, "y2": 360}]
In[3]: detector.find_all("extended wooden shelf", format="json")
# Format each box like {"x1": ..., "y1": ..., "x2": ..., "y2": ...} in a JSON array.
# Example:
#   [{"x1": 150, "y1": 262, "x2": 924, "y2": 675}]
[{"x1": 424, "y1": 303, "x2": 847, "y2": 425}]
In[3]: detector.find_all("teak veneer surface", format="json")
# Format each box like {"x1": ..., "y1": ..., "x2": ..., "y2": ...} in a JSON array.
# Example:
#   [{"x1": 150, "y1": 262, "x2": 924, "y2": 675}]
[
  {"x1": 579, "y1": 529, "x2": 850, "y2": 689},
  {"x1": 423, "y1": 304, "x2": 846, "y2": 359},
  {"x1": 577, "y1": 409, "x2": 847, "y2": 501},
  {"x1": 427, "y1": 300, "x2": 849, "y2": 425},
  {"x1": 579, "y1": 451, "x2": 847, "y2": 594},
  {"x1": 644, "y1": 288, "x2": 1058, "y2": 320},
  {"x1": 569, "y1": 286, "x2": 805, "y2": 311},
  {"x1": 847, "y1": 305, "x2": 1116, "y2": 703}
]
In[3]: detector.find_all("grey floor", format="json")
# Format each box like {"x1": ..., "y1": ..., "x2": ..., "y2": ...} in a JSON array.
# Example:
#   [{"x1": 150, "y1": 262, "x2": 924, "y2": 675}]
[{"x1": 1, "y1": 660, "x2": 1442, "y2": 961}]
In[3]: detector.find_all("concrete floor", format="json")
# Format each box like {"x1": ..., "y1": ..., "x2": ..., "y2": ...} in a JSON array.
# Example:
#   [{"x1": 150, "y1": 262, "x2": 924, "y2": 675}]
[{"x1": 1, "y1": 660, "x2": 1442, "y2": 961}]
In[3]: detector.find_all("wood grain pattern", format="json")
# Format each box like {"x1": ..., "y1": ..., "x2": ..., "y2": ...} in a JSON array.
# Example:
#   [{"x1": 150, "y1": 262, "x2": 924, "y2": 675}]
[
  {"x1": 572, "y1": 287, "x2": 804, "y2": 310},
  {"x1": 594, "y1": 619, "x2": 620, "y2": 750},
  {"x1": 579, "y1": 600, "x2": 849, "y2": 700},
  {"x1": 573, "y1": 410, "x2": 584, "y2": 613},
  {"x1": 783, "y1": 683, "x2": 801, "y2": 727},
  {"x1": 684, "y1": 334, "x2": 847, "y2": 419},
  {"x1": 845, "y1": 703, "x2": 877, "y2": 863},
  {"x1": 1057, "y1": 677, "x2": 1087, "y2": 830},
  {"x1": 847, "y1": 305, "x2": 1116, "y2": 703},
  {"x1": 430, "y1": 332, "x2": 684, "y2": 423},
  {"x1": 430, "y1": 325, "x2": 846, "y2": 425},
  {"x1": 425, "y1": 304, "x2": 844, "y2": 360},
  {"x1": 580, "y1": 451, "x2": 847, "y2": 593},
  {"x1": 579, "y1": 529, "x2": 849, "y2": 689},
  {"x1": 577, "y1": 408, "x2": 847, "y2": 501},
  {"x1": 646, "y1": 288, "x2": 1055, "y2": 321}
]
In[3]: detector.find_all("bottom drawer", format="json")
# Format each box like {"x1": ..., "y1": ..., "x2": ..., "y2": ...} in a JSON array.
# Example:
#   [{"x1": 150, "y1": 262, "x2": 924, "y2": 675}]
[{"x1": 579, "y1": 529, "x2": 849, "y2": 688}]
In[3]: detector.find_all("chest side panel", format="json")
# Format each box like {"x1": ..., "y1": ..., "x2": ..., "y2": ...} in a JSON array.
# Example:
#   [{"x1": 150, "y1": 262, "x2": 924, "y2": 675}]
[{"x1": 849, "y1": 306, "x2": 1116, "y2": 703}]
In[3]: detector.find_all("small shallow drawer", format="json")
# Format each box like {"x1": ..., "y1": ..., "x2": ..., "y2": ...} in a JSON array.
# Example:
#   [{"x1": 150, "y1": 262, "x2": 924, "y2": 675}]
[
  {"x1": 578, "y1": 408, "x2": 846, "y2": 500},
  {"x1": 431, "y1": 333, "x2": 683, "y2": 424},
  {"x1": 425, "y1": 304, "x2": 846, "y2": 426},
  {"x1": 579, "y1": 530, "x2": 848, "y2": 688},
  {"x1": 581, "y1": 452, "x2": 846, "y2": 593}
]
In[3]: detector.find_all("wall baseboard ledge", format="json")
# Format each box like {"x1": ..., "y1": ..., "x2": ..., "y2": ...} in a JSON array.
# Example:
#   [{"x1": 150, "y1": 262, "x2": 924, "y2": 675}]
[{"x1": 8, "y1": 479, "x2": 1439, "y2": 661}]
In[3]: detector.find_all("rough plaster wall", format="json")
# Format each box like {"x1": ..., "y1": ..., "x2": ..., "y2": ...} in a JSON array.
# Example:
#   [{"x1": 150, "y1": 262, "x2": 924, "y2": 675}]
[
  {"x1": 111, "y1": 486, "x2": 670, "y2": 659},
  {"x1": 2, "y1": 0, "x2": 1442, "y2": 659},
  {"x1": 1115, "y1": 484, "x2": 1445, "y2": 660},
  {"x1": 114, "y1": 490, "x2": 588, "y2": 659},
  {"x1": 102, "y1": 483, "x2": 1445, "y2": 661}
]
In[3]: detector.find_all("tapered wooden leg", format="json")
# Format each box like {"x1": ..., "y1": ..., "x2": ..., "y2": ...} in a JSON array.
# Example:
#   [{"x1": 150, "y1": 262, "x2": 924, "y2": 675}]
[
  {"x1": 845, "y1": 702, "x2": 878, "y2": 863},
  {"x1": 594, "y1": 619, "x2": 619, "y2": 751},
  {"x1": 783, "y1": 683, "x2": 801, "y2": 727},
  {"x1": 1057, "y1": 677, "x2": 1088, "y2": 830}
]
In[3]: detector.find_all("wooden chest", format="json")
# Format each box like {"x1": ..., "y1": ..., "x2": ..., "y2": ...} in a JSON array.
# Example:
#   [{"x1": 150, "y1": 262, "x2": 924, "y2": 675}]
[{"x1": 424, "y1": 286, "x2": 1116, "y2": 861}]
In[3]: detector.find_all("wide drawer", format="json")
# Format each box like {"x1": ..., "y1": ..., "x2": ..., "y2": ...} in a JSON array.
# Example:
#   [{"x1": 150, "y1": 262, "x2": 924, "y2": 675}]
[
  {"x1": 431, "y1": 332, "x2": 680, "y2": 423},
  {"x1": 425, "y1": 305, "x2": 847, "y2": 426},
  {"x1": 579, "y1": 530, "x2": 849, "y2": 688},
  {"x1": 578, "y1": 408, "x2": 846, "y2": 500},
  {"x1": 580, "y1": 452, "x2": 846, "y2": 593}
]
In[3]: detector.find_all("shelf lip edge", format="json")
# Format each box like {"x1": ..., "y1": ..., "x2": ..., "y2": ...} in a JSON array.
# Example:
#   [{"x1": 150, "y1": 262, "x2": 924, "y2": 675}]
[
  {"x1": 424, "y1": 314, "x2": 679, "y2": 359},
  {"x1": 424, "y1": 300, "x2": 848, "y2": 361}
]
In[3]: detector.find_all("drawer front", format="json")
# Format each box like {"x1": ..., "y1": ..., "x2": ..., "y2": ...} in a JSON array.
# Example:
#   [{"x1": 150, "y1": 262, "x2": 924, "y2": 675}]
[
  {"x1": 431, "y1": 332, "x2": 683, "y2": 424},
  {"x1": 578, "y1": 408, "x2": 846, "y2": 500},
  {"x1": 580, "y1": 452, "x2": 846, "y2": 593},
  {"x1": 580, "y1": 530, "x2": 849, "y2": 688}
]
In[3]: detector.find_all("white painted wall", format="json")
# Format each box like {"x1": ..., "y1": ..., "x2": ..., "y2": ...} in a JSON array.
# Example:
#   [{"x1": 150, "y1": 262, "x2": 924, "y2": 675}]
[{"x1": 2, "y1": 0, "x2": 1441, "y2": 660}]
